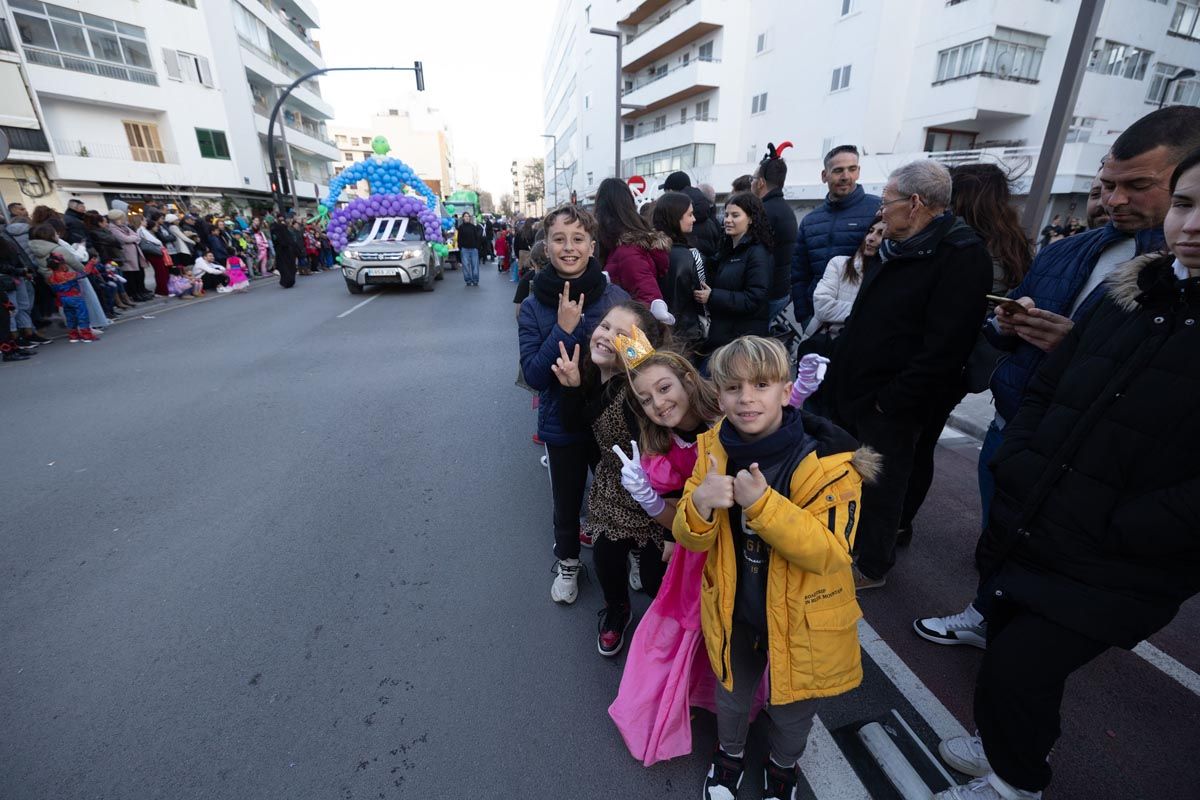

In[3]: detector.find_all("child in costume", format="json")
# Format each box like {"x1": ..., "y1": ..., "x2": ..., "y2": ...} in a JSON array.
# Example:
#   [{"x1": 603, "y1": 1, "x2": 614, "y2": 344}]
[
  {"x1": 166, "y1": 265, "x2": 198, "y2": 299},
  {"x1": 517, "y1": 204, "x2": 629, "y2": 607},
  {"x1": 46, "y1": 253, "x2": 96, "y2": 342},
  {"x1": 608, "y1": 346, "x2": 833, "y2": 765},
  {"x1": 550, "y1": 303, "x2": 670, "y2": 657},
  {"x1": 223, "y1": 256, "x2": 250, "y2": 292},
  {"x1": 676, "y1": 336, "x2": 875, "y2": 800}
]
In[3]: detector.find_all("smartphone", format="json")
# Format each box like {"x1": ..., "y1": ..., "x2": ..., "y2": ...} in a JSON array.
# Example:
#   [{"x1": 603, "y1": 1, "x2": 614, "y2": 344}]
[{"x1": 986, "y1": 294, "x2": 1027, "y2": 315}]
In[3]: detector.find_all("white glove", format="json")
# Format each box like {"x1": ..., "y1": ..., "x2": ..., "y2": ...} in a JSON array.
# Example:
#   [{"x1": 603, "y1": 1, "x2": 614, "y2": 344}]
[
  {"x1": 790, "y1": 354, "x2": 831, "y2": 407},
  {"x1": 649, "y1": 298, "x2": 676, "y2": 326},
  {"x1": 612, "y1": 440, "x2": 666, "y2": 517}
]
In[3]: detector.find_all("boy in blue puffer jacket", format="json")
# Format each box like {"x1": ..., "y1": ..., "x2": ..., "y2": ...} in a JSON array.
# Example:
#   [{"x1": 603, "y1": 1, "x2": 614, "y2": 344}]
[{"x1": 518, "y1": 204, "x2": 629, "y2": 605}]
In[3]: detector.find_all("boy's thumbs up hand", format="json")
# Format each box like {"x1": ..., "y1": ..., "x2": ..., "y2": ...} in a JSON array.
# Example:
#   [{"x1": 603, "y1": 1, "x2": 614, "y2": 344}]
[
  {"x1": 734, "y1": 462, "x2": 769, "y2": 508},
  {"x1": 693, "y1": 454, "x2": 735, "y2": 521}
]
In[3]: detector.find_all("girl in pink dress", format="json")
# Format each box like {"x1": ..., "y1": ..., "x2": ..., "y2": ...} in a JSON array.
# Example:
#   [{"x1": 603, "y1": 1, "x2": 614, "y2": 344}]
[{"x1": 223, "y1": 255, "x2": 250, "y2": 292}]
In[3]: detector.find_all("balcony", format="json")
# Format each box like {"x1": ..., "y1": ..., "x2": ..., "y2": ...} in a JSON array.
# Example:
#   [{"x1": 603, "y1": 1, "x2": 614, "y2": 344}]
[
  {"x1": 23, "y1": 46, "x2": 156, "y2": 86},
  {"x1": 617, "y1": 0, "x2": 672, "y2": 25},
  {"x1": 238, "y1": 36, "x2": 333, "y2": 118},
  {"x1": 252, "y1": 110, "x2": 339, "y2": 162},
  {"x1": 49, "y1": 137, "x2": 195, "y2": 186},
  {"x1": 622, "y1": 0, "x2": 724, "y2": 73},
  {"x1": 245, "y1": 0, "x2": 325, "y2": 71},
  {"x1": 622, "y1": 58, "x2": 719, "y2": 116},
  {"x1": 623, "y1": 116, "x2": 719, "y2": 157},
  {"x1": 915, "y1": 72, "x2": 1038, "y2": 130}
]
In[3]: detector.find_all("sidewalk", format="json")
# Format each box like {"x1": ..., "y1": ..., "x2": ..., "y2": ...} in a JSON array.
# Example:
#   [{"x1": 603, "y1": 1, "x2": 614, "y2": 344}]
[{"x1": 946, "y1": 390, "x2": 993, "y2": 441}]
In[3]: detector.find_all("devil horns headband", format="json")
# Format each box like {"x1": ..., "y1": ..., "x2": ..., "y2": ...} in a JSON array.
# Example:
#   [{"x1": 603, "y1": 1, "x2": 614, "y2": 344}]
[{"x1": 761, "y1": 141, "x2": 794, "y2": 165}]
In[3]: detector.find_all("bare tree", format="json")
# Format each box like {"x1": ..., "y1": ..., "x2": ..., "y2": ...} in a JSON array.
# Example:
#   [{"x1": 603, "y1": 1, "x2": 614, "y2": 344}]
[
  {"x1": 478, "y1": 190, "x2": 495, "y2": 214},
  {"x1": 522, "y1": 158, "x2": 545, "y2": 208},
  {"x1": 498, "y1": 193, "x2": 515, "y2": 217}
]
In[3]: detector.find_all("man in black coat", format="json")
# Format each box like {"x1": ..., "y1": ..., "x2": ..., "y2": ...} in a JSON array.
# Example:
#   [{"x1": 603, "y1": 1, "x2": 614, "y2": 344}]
[
  {"x1": 270, "y1": 214, "x2": 297, "y2": 288},
  {"x1": 63, "y1": 199, "x2": 88, "y2": 245},
  {"x1": 825, "y1": 159, "x2": 992, "y2": 589},
  {"x1": 753, "y1": 155, "x2": 798, "y2": 320}
]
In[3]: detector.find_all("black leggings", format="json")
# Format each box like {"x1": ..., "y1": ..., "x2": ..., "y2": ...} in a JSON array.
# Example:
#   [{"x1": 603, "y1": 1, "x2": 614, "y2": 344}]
[
  {"x1": 593, "y1": 534, "x2": 668, "y2": 609},
  {"x1": 546, "y1": 440, "x2": 599, "y2": 560}
]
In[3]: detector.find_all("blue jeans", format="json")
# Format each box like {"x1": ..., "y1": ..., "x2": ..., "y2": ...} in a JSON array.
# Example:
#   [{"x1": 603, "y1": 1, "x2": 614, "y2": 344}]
[
  {"x1": 767, "y1": 295, "x2": 790, "y2": 322},
  {"x1": 461, "y1": 248, "x2": 479, "y2": 284},
  {"x1": 977, "y1": 416, "x2": 1005, "y2": 531},
  {"x1": 60, "y1": 295, "x2": 90, "y2": 330},
  {"x1": 11, "y1": 278, "x2": 33, "y2": 330}
]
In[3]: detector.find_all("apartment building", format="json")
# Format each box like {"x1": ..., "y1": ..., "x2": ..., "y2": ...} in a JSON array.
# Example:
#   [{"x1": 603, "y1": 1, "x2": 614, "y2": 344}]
[
  {"x1": 549, "y1": 0, "x2": 1200, "y2": 217},
  {"x1": 330, "y1": 102, "x2": 455, "y2": 202},
  {"x1": 541, "y1": 0, "x2": 620, "y2": 204},
  {"x1": 0, "y1": 0, "x2": 337, "y2": 215}
]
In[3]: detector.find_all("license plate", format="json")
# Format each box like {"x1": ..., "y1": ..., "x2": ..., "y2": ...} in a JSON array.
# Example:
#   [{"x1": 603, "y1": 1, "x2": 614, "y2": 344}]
[{"x1": 368, "y1": 268, "x2": 398, "y2": 277}]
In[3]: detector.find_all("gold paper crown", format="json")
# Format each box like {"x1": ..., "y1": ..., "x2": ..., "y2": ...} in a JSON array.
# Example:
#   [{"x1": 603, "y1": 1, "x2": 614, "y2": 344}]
[{"x1": 614, "y1": 324, "x2": 655, "y2": 370}]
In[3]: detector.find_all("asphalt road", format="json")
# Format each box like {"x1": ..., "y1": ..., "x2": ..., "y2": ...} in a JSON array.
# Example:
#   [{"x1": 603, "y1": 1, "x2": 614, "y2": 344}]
[{"x1": 2, "y1": 265, "x2": 1197, "y2": 799}]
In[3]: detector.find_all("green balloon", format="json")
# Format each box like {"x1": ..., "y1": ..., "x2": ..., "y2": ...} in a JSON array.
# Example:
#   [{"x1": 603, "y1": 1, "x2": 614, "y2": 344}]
[{"x1": 371, "y1": 135, "x2": 390, "y2": 155}]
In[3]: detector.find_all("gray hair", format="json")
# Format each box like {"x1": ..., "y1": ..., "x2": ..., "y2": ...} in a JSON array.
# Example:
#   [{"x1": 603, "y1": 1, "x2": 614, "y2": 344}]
[
  {"x1": 889, "y1": 160, "x2": 952, "y2": 209},
  {"x1": 698, "y1": 183, "x2": 716, "y2": 203}
]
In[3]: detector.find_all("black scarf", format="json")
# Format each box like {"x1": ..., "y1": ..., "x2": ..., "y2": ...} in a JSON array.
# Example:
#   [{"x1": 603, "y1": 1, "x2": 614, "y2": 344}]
[
  {"x1": 531, "y1": 256, "x2": 608, "y2": 308},
  {"x1": 879, "y1": 211, "x2": 964, "y2": 263}
]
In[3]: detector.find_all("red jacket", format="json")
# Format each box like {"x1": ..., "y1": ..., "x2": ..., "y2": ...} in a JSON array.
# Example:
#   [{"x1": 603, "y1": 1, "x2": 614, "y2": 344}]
[{"x1": 604, "y1": 230, "x2": 671, "y2": 305}]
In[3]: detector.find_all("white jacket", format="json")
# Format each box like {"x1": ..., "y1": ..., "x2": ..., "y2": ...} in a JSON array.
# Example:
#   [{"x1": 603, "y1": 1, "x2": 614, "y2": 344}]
[
  {"x1": 191, "y1": 256, "x2": 226, "y2": 277},
  {"x1": 804, "y1": 254, "x2": 864, "y2": 337}
]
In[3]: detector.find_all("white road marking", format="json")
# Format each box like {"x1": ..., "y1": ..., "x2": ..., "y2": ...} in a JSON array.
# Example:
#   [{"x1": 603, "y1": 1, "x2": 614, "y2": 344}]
[
  {"x1": 1133, "y1": 641, "x2": 1200, "y2": 698},
  {"x1": 800, "y1": 715, "x2": 872, "y2": 800},
  {"x1": 337, "y1": 293, "x2": 379, "y2": 318},
  {"x1": 858, "y1": 619, "x2": 970, "y2": 742}
]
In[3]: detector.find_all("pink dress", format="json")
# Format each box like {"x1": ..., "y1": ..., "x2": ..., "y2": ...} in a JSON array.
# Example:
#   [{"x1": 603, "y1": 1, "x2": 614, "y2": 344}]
[
  {"x1": 608, "y1": 434, "x2": 768, "y2": 766},
  {"x1": 225, "y1": 256, "x2": 250, "y2": 291}
]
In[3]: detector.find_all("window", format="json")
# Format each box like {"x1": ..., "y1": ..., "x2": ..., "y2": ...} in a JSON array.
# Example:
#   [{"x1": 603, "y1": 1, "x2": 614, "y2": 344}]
[
  {"x1": 624, "y1": 79, "x2": 634, "y2": 92},
  {"x1": 755, "y1": 32, "x2": 769, "y2": 53},
  {"x1": 680, "y1": 108, "x2": 688, "y2": 124},
  {"x1": 585, "y1": 134, "x2": 592, "y2": 149},
  {"x1": 351, "y1": 137, "x2": 359, "y2": 145},
  {"x1": 830, "y1": 64, "x2": 852, "y2": 91},
  {"x1": 335, "y1": 134, "x2": 347, "y2": 143},
  {"x1": 1169, "y1": 1, "x2": 1200, "y2": 39},
  {"x1": 622, "y1": 143, "x2": 715, "y2": 179},
  {"x1": 820, "y1": 137, "x2": 834, "y2": 157},
  {"x1": 584, "y1": 93, "x2": 591, "y2": 109},
  {"x1": 695, "y1": 99, "x2": 710, "y2": 120},
  {"x1": 586, "y1": 171, "x2": 594, "y2": 185},
  {"x1": 1065, "y1": 116, "x2": 1099, "y2": 143},
  {"x1": 163, "y1": 49, "x2": 212, "y2": 86},
  {"x1": 924, "y1": 128, "x2": 977, "y2": 152},
  {"x1": 936, "y1": 28, "x2": 1046, "y2": 83},
  {"x1": 344, "y1": 152, "x2": 354, "y2": 161},
  {"x1": 1146, "y1": 61, "x2": 1200, "y2": 105},
  {"x1": 166, "y1": 0, "x2": 197, "y2": 6},
  {"x1": 653, "y1": 114, "x2": 666, "y2": 132},
  {"x1": 623, "y1": 123, "x2": 635, "y2": 141},
  {"x1": 751, "y1": 92, "x2": 768, "y2": 114},
  {"x1": 1088, "y1": 39, "x2": 1153, "y2": 80},
  {"x1": 698, "y1": 41, "x2": 714, "y2": 60},
  {"x1": 195, "y1": 128, "x2": 230, "y2": 159},
  {"x1": 841, "y1": 0, "x2": 855, "y2": 14},
  {"x1": 232, "y1": 3, "x2": 270, "y2": 54},
  {"x1": 12, "y1": 0, "x2": 156, "y2": 84},
  {"x1": 682, "y1": 51, "x2": 689, "y2": 66},
  {"x1": 123, "y1": 120, "x2": 165, "y2": 163}
]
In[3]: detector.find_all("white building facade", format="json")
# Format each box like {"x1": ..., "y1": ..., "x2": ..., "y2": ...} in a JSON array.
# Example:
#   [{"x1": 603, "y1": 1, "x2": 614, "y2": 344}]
[
  {"x1": 0, "y1": 0, "x2": 337, "y2": 215},
  {"x1": 548, "y1": 0, "x2": 1200, "y2": 218}
]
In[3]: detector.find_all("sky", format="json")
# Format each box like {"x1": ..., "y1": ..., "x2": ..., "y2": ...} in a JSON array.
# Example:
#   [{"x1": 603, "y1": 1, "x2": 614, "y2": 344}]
[{"x1": 314, "y1": 0, "x2": 558, "y2": 200}]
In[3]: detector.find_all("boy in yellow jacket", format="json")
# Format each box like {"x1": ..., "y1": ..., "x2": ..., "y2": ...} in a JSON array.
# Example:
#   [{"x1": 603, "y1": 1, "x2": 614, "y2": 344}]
[{"x1": 674, "y1": 336, "x2": 878, "y2": 800}]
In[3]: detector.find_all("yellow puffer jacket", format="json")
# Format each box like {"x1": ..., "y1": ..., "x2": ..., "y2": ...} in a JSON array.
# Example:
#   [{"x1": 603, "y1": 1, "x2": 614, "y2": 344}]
[{"x1": 673, "y1": 416, "x2": 880, "y2": 706}]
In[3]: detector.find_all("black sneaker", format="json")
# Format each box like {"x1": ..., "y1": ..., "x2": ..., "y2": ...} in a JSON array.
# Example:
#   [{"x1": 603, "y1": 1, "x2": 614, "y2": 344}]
[
  {"x1": 27, "y1": 332, "x2": 51, "y2": 344},
  {"x1": 703, "y1": 747, "x2": 745, "y2": 800},
  {"x1": 596, "y1": 604, "x2": 631, "y2": 657},
  {"x1": 763, "y1": 758, "x2": 799, "y2": 800}
]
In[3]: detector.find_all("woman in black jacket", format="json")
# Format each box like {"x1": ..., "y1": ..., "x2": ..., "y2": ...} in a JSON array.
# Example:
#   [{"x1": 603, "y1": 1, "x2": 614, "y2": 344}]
[
  {"x1": 652, "y1": 191, "x2": 706, "y2": 350},
  {"x1": 696, "y1": 191, "x2": 773, "y2": 354},
  {"x1": 83, "y1": 211, "x2": 135, "y2": 309}
]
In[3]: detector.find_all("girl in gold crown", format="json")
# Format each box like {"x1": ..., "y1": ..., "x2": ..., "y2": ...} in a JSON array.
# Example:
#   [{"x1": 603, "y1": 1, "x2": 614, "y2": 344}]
[{"x1": 551, "y1": 301, "x2": 671, "y2": 658}]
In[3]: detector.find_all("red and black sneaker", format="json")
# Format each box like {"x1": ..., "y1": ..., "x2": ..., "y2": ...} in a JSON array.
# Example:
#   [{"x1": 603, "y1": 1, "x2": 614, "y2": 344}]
[
  {"x1": 579, "y1": 530, "x2": 595, "y2": 548},
  {"x1": 703, "y1": 747, "x2": 745, "y2": 800},
  {"x1": 596, "y1": 604, "x2": 631, "y2": 657},
  {"x1": 763, "y1": 758, "x2": 799, "y2": 800}
]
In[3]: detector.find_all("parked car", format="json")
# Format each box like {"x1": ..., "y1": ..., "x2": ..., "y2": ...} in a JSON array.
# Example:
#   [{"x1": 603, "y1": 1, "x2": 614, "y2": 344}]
[{"x1": 340, "y1": 216, "x2": 444, "y2": 294}]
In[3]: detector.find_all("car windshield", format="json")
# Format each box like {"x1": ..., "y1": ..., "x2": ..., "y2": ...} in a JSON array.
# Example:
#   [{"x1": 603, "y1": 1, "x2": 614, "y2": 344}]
[{"x1": 354, "y1": 217, "x2": 425, "y2": 244}]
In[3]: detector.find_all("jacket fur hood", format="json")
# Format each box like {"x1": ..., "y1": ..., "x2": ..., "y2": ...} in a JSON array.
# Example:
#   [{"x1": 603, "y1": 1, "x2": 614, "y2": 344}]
[
  {"x1": 1106, "y1": 252, "x2": 1175, "y2": 312},
  {"x1": 617, "y1": 228, "x2": 672, "y2": 252},
  {"x1": 850, "y1": 446, "x2": 882, "y2": 485}
]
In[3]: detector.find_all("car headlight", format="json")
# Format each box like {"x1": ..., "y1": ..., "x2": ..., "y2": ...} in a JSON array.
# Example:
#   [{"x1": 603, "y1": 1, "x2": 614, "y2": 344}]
[
  {"x1": 344, "y1": 249, "x2": 361, "y2": 260},
  {"x1": 399, "y1": 248, "x2": 423, "y2": 260}
]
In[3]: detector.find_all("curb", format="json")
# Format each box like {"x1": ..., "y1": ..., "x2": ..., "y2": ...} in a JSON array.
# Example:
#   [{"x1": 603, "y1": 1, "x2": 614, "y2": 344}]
[{"x1": 945, "y1": 411, "x2": 987, "y2": 442}]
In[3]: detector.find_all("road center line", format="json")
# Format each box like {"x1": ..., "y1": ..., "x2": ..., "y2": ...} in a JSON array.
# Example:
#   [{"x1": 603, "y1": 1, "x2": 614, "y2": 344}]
[
  {"x1": 337, "y1": 293, "x2": 379, "y2": 318},
  {"x1": 1133, "y1": 641, "x2": 1200, "y2": 698},
  {"x1": 858, "y1": 619, "x2": 970, "y2": 742}
]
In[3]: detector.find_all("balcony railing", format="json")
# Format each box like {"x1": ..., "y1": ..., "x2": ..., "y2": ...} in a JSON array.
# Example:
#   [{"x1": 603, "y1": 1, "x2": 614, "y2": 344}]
[
  {"x1": 626, "y1": 115, "x2": 716, "y2": 141},
  {"x1": 24, "y1": 46, "x2": 157, "y2": 86},
  {"x1": 255, "y1": 0, "x2": 321, "y2": 51},
  {"x1": 626, "y1": 0, "x2": 695, "y2": 43},
  {"x1": 623, "y1": 56, "x2": 719, "y2": 95},
  {"x1": 53, "y1": 139, "x2": 178, "y2": 164},
  {"x1": 1, "y1": 126, "x2": 50, "y2": 152},
  {"x1": 237, "y1": 34, "x2": 323, "y2": 96},
  {"x1": 0, "y1": 18, "x2": 15, "y2": 51}
]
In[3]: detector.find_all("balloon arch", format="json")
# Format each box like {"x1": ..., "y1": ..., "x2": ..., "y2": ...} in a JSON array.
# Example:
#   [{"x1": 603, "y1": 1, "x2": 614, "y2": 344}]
[{"x1": 319, "y1": 136, "x2": 453, "y2": 258}]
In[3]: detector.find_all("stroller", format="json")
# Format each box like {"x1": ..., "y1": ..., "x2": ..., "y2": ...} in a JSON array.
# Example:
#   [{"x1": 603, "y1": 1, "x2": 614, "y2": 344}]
[{"x1": 767, "y1": 299, "x2": 805, "y2": 367}]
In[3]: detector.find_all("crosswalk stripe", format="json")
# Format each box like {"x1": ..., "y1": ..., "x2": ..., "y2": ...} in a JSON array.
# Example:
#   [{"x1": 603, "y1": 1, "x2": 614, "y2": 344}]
[
  {"x1": 858, "y1": 619, "x2": 970, "y2": 742},
  {"x1": 800, "y1": 715, "x2": 872, "y2": 800}
]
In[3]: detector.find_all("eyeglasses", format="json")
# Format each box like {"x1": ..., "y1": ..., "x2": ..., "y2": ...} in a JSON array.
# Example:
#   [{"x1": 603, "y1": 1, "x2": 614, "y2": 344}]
[{"x1": 879, "y1": 196, "x2": 912, "y2": 212}]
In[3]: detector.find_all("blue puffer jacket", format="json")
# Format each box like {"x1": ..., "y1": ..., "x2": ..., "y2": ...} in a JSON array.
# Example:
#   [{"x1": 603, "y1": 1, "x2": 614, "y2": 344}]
[
  {"x1": 790, "y1": 185, "x2": 881, "y2": 320},
  {"x1": 518, "y1": 262, "x2": 630, "y2": 446},
  {"x1": 987, "y1": 223, "x2": 1165, "y2": 422}
]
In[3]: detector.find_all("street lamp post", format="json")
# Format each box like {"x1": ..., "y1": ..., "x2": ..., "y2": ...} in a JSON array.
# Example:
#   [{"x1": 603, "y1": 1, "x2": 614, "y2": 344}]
[
  {"x1": 1159, "y1": 68, "x2": 1198, "y2": 108},
  {"x1": 541, "y1": 133, "x2": 558, "y2": 207},
  {"x1": 590, "y1": 28, "x2": 624, "y2": 179},
  {"x1": 267, "y1": 62, "x2": 424, "y2": 214}
]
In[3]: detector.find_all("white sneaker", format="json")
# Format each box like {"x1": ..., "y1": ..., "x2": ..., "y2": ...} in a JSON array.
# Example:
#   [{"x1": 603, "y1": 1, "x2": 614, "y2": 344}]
[
  {"x1": 933, "y1": 775, "x2": 1041, "y2": 800},
  {"x1": 628, "y1": 551, "x2": 642, "y2": 591},
  {"x1": 551, "y1": 558, "x2": 581, "y2": 604},
  {"x1": 914, "y1": 603, "x2": 987, "y2": 649},
  {"x1": 939, "y1": 735, "x2": 991, "y2": 777}
]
